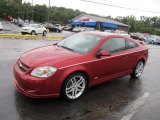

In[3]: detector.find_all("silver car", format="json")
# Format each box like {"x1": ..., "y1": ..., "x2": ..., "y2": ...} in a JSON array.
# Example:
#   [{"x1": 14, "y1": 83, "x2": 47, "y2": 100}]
[
  {"x1": 144, "y1": 35, "x2": 160, "y2": 44},
  {"x1": 0, "y1": 22, "x2": 3, "y2": 30}
]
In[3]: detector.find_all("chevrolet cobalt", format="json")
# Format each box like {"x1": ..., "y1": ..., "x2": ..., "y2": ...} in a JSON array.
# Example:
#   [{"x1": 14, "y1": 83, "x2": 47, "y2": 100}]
[{"x1": 13, "y1": 32, "x2": 148, "y2": 100}]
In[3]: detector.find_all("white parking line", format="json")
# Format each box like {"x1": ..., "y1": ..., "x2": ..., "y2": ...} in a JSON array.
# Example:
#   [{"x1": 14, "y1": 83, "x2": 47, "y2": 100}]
[{"x1": 121, "y1": 92, "x2": 150, "y2": 120}]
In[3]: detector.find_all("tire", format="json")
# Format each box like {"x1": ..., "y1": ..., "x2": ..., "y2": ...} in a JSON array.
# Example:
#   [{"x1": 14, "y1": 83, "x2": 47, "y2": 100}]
[
  {"x1": 151, "y1": 40, "x2": 154, "y2": 44},
  {"x1": 131, "y1": 60, "x2": 144, "y2": 78},
  {"x1": 62, "y1": 73, "x2": 87, "y2": 101},
  {"x1": 31, "y1": 31, "x2": 36, "y2": 35},
  {"x1": 43, "y1": 31, "x2": 47, "y2": 36}
]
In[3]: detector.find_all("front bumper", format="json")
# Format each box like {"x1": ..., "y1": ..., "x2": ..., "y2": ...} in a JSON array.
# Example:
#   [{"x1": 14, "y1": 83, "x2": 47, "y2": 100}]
[
  {"x1": 14, "y1": 78, "x2": 59, "y2": 98},
  {"x1": 13, "y1": 63, "x2": 60, "y2": 98}
]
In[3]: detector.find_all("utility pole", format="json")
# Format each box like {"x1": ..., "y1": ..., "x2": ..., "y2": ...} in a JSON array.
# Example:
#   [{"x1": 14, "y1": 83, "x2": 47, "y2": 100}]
[
  {"x1": 31, "y1": 0, "x2": 34, "y2": 21},
  {"x1": 17, "y1": 12, "x2": 20, "y2": 18},
  {"x1": 47, "y1": 0, "x2": 50, "y2": 27},
  {"x1": 23, "y1": 12, "x2": 25, "y2": 21}
]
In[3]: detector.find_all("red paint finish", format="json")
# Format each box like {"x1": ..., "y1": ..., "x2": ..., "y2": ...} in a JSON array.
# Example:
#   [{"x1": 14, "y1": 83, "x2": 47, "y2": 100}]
[{"x1": 13, "y1": 32, "x2": 148, "y2": 98}]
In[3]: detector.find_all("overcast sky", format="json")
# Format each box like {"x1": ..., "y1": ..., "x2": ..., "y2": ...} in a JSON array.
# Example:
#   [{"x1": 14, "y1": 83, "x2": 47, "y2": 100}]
[{"x1": 24, "y1": 0, "x2": 160, "y2": 19}]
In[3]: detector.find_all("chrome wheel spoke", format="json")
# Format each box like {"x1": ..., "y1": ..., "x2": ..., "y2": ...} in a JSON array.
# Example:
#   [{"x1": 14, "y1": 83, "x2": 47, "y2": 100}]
[
  {"x1": 66, "y1": 87, "x2": 73, "y2": 93},
  {"x1": 76, "y1": 77, "x2": 83, "y2": 85},
  {"x1": 71, "y1": 90, "x2": 75, "y2": 99},
  {"x1": 135, "y1": 62, "x2": 144, "y2": 77},
  {"x1": 65, "y1": 75, "x2": 86, "y2": 100}
]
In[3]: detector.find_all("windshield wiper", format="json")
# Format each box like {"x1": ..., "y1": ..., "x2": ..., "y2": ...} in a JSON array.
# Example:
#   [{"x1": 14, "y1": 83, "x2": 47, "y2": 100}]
[{"x1": 60, "y1": 45, "x2": 74, "y2": 52}]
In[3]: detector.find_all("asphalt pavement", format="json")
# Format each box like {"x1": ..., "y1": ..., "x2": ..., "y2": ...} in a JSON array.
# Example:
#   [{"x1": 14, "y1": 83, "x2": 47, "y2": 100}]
[{"x1": 0, "y1": 38, "x2": 160, "y2": 120}]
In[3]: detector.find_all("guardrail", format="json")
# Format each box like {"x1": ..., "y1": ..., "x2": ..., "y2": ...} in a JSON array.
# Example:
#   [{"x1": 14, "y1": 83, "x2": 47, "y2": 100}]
[{"x1": 0, "y1": 34, "x2": 64, "y2": 40}]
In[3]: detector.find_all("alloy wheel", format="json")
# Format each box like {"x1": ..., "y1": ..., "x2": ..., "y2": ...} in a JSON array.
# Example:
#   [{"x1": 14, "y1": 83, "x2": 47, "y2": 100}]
[
  {"x1": 65, "y1": 74, "x2": 86, "y2": 100},
  {"x1": 135, "y1": 61, "x2": 144, "y2": 77}
]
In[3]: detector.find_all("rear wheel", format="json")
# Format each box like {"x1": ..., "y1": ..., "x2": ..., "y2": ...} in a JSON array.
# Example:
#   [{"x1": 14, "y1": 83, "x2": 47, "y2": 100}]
[
  {"x1": 131, "y1": 60, "x2": 144, "y2": 78},
  {"x1": 62, "y1": 73, "x2": 87, "y2": 100},
  {"x1": 43, "y1": 31, "x2": 47, "y2": 36}
]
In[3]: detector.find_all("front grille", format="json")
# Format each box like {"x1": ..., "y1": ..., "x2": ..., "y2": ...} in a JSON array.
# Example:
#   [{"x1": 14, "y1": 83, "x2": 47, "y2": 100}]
[{"x1": 18, "y1": 60, "x2": 30, "y2": 73}]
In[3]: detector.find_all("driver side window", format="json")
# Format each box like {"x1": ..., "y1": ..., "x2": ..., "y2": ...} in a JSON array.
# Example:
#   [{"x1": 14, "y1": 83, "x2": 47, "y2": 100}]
[
  {"x1": 100, "y1": 38, "x2": 126, "y2": 54},
  {"x1": 36, "y1": 25, "x2": 41, "y2": 28}
]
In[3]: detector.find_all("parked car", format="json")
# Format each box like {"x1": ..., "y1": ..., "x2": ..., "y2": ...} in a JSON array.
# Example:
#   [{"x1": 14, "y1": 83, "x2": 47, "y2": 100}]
[
  {"x1": 63, "y1": 26, "x2": 72, "y2": 31},
  {"x1": 130, "y1": 33, "x2": 145, "y2": 41},
  {"x1": 21, "y1": 24, "x2": 47, "y2": 36},
  {"x1": 115, "y1": 30, "x2": 130, "y2": 37},
  {"x1": 144, "y1": 35, "x2": 160, "y2": 44},
  {"x1": 49, "y1": 24, "x2": 62, "y2": 32},
  {"x1": 104, "y1": 29, "x2": 113, "y2": 33},
  {"x1": 85, "y1": 27, "x2": 95, "y2": 31},
  {"x1": 13, "y1": 31, "x2": 148, "y2": 100},
  {"x1": 23, "y1": 22, "x2": 30, "y2": 27},
  {"x1": 54, "y1": 24, "x2": 64, "y2": 30},
  {"x1": 17, "y1": 18, "x2": 24, "y2": 27},
  {"x1": 12, "y1": 19, "x2": 18, "y2": 25},
  {"x1": 6, "y1": 16, "x2": 13, "y2": 21},
  {"x1": 0, "y1": 22, "x2": 3, "y2": 30},
  {"x1": 72, "y1": 27, "x2": 86, "y2": 32}
]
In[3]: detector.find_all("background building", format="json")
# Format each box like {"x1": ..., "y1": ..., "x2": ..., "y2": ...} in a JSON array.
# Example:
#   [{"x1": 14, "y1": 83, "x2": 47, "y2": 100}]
[{"x1": 71, "y1": 14, "x2": 130, "y2": 32}]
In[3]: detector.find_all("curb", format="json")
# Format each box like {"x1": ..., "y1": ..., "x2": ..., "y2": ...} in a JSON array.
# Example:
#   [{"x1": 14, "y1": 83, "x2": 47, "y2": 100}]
[{"x1": 0, "y1": 34, "x2": 64, "y2": 40}]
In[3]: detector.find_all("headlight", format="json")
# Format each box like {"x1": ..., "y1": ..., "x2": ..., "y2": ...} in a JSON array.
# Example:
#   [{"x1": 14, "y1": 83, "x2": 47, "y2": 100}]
[{"x1": 31, "y1": 66, "x2": 57, "y2": 78}]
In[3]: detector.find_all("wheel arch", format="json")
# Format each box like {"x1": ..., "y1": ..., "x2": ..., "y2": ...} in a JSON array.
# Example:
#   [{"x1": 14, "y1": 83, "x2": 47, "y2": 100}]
[
  {"x1": 138, "y1": 57, "x2": 146, "y2": 65},
  {"x1": 60, "y1": 69, "x2": 90, "y2": 96},
  {"x1": 31, "y1": 29, "x2": 35, "y2": 32}
]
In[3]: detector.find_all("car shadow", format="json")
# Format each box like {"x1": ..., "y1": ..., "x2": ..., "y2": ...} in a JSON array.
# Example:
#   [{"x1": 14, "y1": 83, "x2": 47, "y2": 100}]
[{"x1": 14, "y1": 75, "x2": 144, "y2": 120}]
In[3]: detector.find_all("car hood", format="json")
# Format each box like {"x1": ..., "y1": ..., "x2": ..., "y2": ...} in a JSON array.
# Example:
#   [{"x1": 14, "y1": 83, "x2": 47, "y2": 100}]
[
  {"x1": 22, "y1": 27, "x2": 30, "y2": 30},
  {"x1": 20, "y1": 45, "x2": 83, "y2": 68}
]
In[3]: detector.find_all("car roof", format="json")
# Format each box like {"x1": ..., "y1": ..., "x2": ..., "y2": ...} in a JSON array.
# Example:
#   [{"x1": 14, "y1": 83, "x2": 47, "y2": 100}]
[{"x1": 83, "y1": 31, "x2": 124, "y2": 38}]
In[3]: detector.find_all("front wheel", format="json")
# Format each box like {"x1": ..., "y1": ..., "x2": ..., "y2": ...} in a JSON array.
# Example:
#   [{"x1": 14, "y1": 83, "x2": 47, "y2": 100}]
[
  {"x1": 62, "y1": 73, "x2": 87, "y2": 100},
  {"x1": 31, "y1": 31, "x2": 36, "y2": 35},
  {"x1": 131, "y1": 60, "x2": 144, "y2": 78},
  {"x1": 151, "y1": 40, "x2": 155, "y2": 44}
]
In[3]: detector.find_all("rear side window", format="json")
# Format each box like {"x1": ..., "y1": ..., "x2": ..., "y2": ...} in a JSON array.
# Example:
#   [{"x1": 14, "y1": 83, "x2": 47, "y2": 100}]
[
  {"x1": 100, "y1": 38, "x2": 126, "y2": 54},
  {"x1": 127, "y1": 40, "x2": 138, "y2": 49}
]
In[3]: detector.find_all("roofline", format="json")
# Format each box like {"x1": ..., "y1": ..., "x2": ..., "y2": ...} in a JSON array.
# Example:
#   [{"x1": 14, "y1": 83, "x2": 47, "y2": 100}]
[{"x1": 71, "y1": 14, "x2": 130, "y2": 27}]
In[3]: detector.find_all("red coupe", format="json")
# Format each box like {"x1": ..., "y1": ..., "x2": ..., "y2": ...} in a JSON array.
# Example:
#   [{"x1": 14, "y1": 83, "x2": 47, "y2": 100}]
[{"x1": 13, "y1": 32, "x2": 148, "y2": 100}]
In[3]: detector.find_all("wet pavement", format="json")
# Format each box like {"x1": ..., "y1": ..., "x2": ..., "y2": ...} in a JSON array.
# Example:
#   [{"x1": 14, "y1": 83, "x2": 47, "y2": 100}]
[{"x1": 0, "y1": 38, "x2": 160, "y2": 120}]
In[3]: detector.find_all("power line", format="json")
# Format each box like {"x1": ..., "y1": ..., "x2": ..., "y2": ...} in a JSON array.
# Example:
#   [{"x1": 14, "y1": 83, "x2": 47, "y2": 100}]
[{"x1": 81, "y1": 0, "x2": 160, "y2": 14}]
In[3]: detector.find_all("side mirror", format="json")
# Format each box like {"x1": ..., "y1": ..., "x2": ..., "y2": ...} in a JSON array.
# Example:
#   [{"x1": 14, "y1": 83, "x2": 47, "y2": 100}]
[
  {"x1": 96, "y1": 50, "x2": 110, "y2": 58},
  {"x1": 100, "y1": 50, "x2": 110, "y2": 56}
]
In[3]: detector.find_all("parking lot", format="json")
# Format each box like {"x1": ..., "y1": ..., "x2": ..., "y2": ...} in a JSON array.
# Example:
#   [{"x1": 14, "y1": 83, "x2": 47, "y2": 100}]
[
  {"x1": 0, "y1": 38, "x2": 160, "y2": 120},
  {"x1": 0, "y1": 21, "x2": 74, "y2": 38}
]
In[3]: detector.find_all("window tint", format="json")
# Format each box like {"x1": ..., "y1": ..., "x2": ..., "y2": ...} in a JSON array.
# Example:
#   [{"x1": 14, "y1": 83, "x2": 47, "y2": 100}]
[
  {"x1": 127, "y1": 40, "x2": 138, "y2": 48},
  {"x1": 37, "y1": 25, "x2": 41, "y2": 28},
  {"x1": 100, "y1": 38, "x2": 126, "y2": 53},
  {"x1": 57, "y1": 33, "x2": 102, "y2": 54}
]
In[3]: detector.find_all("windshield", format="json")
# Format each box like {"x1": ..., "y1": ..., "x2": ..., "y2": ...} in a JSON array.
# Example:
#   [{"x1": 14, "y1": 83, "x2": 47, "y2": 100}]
[
  {"x1": 57, "y1": 33, "x2": 102, "y2": 54},
  {"x1": 147, "y1": 35, "x2": 156, "y2": 39},
  {"x1": 28, "y1": 24, "x2": 37, "y2": 27}
]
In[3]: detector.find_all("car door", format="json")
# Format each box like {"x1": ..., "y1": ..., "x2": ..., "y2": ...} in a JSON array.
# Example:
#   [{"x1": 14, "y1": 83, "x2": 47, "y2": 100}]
[
  {"x1": 36, "y1": 25, "x2": 42, "y2": 33},
  {"x1": 93, "y1": 37, "x2": 129, "y2": 82},
  {"x1": 124, "y1": 39, "x2": 140, "y2": 70}
]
